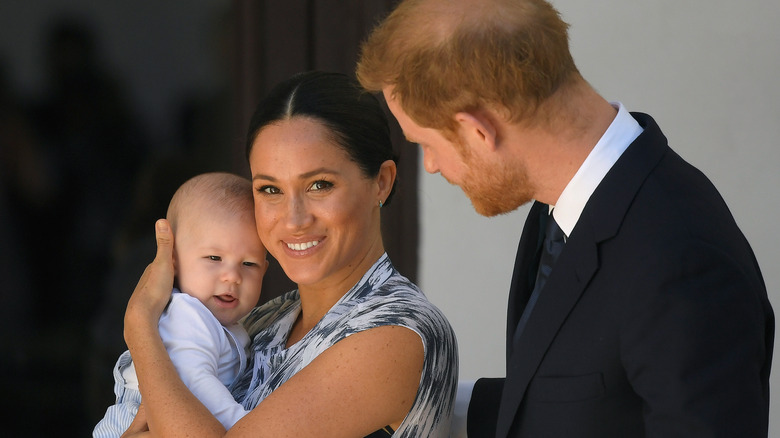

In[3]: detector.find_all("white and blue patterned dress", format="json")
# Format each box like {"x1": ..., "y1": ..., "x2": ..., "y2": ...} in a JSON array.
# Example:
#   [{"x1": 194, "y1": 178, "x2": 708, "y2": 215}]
[{"x1": 231, "y1": 254, "x2": 458, "y2": 437}]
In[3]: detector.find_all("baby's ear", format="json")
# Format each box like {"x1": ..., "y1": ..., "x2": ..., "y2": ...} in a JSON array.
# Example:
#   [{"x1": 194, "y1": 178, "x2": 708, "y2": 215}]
[
  {"x1": 171, "y1": 253, "x2": 181, "y2": 290},
  {"x1": 261, "y1": 258, "x2": 270, "y2": 275},
  {"x1": 171, "y1": 248, "x2": 179, "y2": 276}
]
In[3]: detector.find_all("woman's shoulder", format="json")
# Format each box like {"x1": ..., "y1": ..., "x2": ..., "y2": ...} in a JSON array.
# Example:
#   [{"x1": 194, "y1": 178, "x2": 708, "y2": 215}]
[
  {"x1": 346, "y1": 268, "x2": 455, "y2": 339},
  {"x1": 355, "y1": 268, "x2": 459, "y2": 437}
]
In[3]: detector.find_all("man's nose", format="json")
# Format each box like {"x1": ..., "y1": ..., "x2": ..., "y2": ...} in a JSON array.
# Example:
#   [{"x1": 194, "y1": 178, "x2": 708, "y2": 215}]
[{"x1": 422, "y1": 150, "x2": 440, "y2": 174}]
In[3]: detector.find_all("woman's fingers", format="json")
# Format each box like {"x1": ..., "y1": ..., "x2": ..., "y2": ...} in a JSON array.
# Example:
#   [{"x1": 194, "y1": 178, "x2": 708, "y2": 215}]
[
  {"x1": 125, "y1": 219, "x2": 176, "y2": 339},
  {"x1": 120, "y1": 404, "x2": 150, "y2": 437},
  {"x1": 138, "y1": 219, "x2": 175, "y2": 306},
  {"x1": 153, "y1": 219, "x2": 174, "y2": 268}
]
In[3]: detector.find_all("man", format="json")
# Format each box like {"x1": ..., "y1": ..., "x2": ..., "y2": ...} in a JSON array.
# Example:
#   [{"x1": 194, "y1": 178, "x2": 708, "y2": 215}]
[{"x1": 357, "y1": 0, "x2": 773, "y2": 436}]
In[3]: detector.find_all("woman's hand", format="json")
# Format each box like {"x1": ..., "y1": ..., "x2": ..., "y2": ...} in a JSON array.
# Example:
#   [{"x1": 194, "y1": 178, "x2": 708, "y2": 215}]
[
  {"x1": 124, "y1": 219, "x2": 175, "y2": 349},
  {"x1": 120, "y1": 404, "x2": 150, "y2": 438},
  {"x1": 120, "y1": 219, "x2": 226, "y2": 437}
]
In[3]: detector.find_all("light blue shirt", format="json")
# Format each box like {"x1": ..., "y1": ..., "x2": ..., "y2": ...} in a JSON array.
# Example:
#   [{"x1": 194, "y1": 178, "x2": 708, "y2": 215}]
[{"x1": 93, "y1": 290, "x2": 250, "y2": 437}]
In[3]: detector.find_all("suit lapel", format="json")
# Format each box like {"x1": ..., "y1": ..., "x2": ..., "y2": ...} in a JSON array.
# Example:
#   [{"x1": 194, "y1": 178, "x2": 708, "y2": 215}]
[
  {"x1": 496, "y1": 218, "x2": 600, "y2": 438},
  {"x1": 505, "y1": 202, "x2": 547, "y2": 356},
  {"x1": 495, "y1": 113, "x2": 670, "y2": 438}
]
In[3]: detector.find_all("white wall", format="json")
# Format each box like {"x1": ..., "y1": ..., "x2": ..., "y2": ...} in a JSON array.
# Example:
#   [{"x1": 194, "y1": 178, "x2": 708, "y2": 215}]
[{"x1": 418, "y1": 0, "x2": 780, "y2": 432}]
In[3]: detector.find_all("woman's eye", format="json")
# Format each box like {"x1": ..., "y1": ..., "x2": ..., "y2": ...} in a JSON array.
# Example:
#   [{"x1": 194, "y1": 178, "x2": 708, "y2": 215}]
[
  {"x1": 310, "y1": 180, "x2": 333, "y2": 191},
  {"x1": 208, "y1": 255, "x2": 221, "y2": 261},
  {"x1": 258, "y1": 185, "x2": 280, "y2": 195}
]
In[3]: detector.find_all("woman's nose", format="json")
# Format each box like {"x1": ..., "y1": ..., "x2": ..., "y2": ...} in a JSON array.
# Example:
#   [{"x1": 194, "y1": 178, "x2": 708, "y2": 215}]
[{"x1": 285, "y1": 196, "x2": 313, "y2": 230}]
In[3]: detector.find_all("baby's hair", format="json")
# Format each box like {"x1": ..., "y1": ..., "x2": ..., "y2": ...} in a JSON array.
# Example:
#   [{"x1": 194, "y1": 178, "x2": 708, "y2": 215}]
[{"x1": 167, "y1": 172, "x2": 254, "y2": 232}]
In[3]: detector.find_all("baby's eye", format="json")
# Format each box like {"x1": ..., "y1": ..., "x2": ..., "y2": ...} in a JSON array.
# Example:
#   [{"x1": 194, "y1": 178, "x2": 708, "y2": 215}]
[
  {"x1": 208, "y1": 255, "x2": 222, "y2": 261},
  {"x1": 243, "y1": 261, "x2": 258, "y2": 267},
  {"x1": 310, "y1": 180, "x2": 333, "y2": 191}
]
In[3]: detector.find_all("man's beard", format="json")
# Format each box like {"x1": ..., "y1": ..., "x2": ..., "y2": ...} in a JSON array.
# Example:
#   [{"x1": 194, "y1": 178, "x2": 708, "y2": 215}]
[{"x1": 457, "y1": 150, "x2": 534, "y2": 217}]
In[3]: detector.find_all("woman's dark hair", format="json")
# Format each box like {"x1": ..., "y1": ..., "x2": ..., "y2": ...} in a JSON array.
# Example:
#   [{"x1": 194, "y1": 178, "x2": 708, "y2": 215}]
[{"x1": 245, "y1": 71, "x2": 398, "y2": 206}]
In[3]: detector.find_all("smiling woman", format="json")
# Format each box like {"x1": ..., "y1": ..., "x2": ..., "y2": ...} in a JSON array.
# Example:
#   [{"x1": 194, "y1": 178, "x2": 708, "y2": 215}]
[
  {"x1": 121, "y1": 71, "x2": 458, "y2": 438},
  {"x1": 249, "y1": 117, "x2": 388, "y2": 299}
]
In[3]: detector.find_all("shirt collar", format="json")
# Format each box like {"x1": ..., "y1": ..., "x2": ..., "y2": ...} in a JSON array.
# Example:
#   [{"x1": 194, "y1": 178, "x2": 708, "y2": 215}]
[{"x1": 550, "y1": 102, "x2": 643, "y2": 237}]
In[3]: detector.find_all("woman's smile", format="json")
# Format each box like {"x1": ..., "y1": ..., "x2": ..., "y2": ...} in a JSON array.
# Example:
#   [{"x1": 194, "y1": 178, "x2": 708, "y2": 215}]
[
  {"x1": 282, "y1": 237, "x2": 325, "y2": 259},
  {"x1": 286, "y1": 239, "x2": 321, "y2": 251}
]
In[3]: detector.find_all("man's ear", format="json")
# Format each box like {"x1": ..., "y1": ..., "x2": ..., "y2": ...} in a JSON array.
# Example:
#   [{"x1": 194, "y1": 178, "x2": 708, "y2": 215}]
[{"x1": 454, "y1": 110, "x2": 498, "y2": 152}]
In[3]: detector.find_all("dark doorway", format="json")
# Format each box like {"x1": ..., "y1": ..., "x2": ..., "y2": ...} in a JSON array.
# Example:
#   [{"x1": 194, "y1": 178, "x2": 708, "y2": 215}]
[{"x1": 232, "y1": 0, "x2": 419, "y2": 302}]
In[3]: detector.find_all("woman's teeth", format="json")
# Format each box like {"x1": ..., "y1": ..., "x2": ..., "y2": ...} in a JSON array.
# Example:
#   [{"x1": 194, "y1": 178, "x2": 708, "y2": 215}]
[{"x1": 287, "y1": 240, "x2": 320, "y2": 251}]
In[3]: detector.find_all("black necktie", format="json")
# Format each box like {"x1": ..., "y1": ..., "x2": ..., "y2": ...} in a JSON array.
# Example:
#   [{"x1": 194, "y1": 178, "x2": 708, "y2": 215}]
[{"x1": 513, "y1": 211, "x2": 566, "y2": 343}]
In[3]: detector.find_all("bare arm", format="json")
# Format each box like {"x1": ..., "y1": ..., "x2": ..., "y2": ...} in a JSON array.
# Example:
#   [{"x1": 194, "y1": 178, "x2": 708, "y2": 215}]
[
  {"x1": 125, "y1": 220, "x2": 424, "y2": 437},
  {"x1": 228, "y1": 325, "x2": 423, "y2": 437}
]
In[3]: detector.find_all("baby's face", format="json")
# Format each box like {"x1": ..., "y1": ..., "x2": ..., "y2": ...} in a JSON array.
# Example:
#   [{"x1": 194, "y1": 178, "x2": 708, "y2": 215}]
[{"x1": 174, "y1": 211, "x2": 267, "y2": 326}]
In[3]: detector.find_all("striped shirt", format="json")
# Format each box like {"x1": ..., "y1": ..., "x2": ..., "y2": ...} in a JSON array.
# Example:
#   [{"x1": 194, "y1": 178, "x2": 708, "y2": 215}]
[{"x1": 93, "y1": 291, "x2": 250, "y2": 437}]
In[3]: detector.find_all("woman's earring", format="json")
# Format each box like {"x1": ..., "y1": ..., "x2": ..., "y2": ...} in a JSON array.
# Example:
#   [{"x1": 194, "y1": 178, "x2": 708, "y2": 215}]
[{"x1": 378, "y1": 200, "x2": 384, "y2": 208}]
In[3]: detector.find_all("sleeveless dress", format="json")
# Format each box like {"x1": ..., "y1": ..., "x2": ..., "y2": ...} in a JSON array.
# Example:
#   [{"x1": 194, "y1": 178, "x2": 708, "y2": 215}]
[{"x1": 231, "y1": 254, "x2": 458, "y2": 437}]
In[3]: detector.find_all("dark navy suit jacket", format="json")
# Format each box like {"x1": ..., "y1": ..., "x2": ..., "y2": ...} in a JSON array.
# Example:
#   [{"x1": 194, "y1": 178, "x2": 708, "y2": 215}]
[{"x1": 468, "y1": 113, "x2": 774, "y2": 437}]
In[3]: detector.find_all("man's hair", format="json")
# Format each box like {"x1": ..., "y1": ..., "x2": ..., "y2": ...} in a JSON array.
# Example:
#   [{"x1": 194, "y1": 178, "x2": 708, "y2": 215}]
[
  {"x1": 357, "y1": 0, "x2": 580, "y2": 133},
  {"x1": 167, "y1": 172, "x2": 254, "y2": 232}
]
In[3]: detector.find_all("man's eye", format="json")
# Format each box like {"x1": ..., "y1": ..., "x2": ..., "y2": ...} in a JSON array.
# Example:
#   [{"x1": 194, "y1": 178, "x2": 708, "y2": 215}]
[
  {"x1": 208, "y1": 255, "x2": 221, "y2": 261},
  {"x1": 310, "y1": 180, "x2": 333, "y2": 191}
]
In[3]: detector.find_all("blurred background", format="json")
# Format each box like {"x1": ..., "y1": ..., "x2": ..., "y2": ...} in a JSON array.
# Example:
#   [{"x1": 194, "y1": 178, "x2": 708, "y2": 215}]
[
  {"x1": 0, "y1": 1, "x2": 415, "y2": 435},
  {"x1": 1, "y1": 0, "x2": 778, "y2": 436}
]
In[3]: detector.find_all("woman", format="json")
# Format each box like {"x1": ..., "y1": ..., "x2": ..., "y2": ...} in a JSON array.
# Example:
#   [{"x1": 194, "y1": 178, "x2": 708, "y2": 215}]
[{"x1": 122, "y1": 71, "x2": 458, "y2": 437}]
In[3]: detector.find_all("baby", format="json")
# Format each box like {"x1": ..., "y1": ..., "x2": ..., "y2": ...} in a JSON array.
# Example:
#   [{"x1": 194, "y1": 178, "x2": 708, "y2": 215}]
[{"x1": 94, "y1": 172, "x2": 267, "y2": 437}]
